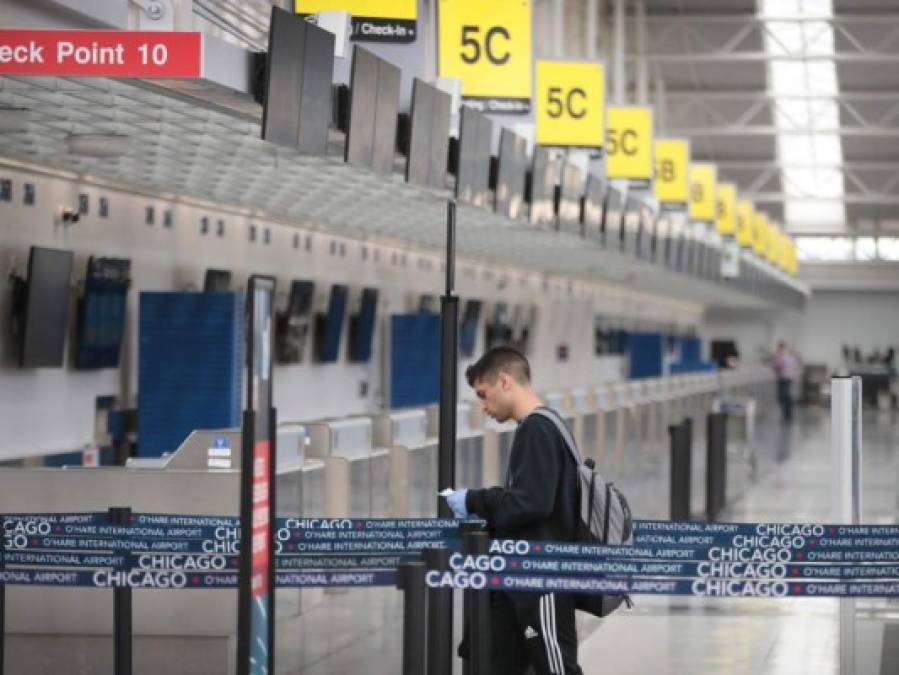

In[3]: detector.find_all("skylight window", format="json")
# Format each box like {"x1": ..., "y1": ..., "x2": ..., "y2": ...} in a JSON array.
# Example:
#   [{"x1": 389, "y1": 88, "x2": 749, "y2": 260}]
[{"x1": 760, "y1": 0, "x2": 846, "y2": 232}]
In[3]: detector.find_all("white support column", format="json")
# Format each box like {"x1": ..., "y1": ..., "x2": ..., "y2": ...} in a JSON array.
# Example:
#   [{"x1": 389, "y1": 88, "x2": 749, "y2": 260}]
[
  {"x1": 553, "y1": 0, "x2": 565, "y2": 58},
  {"x1": 831, "y1": 376, "x2": 862, "y2": 675},
  {"x1": 586, "y1": 0, "x2": 598, "y2": 60},
  {"x1": 612, "y1": 0, "x2": 626, "y2": 103},
  {"x1": 635, "y1": 0, "x2": 648, "y2": 105},
  {"x1": 654, "y1": 72, "x2": 667, "y2": 133}
]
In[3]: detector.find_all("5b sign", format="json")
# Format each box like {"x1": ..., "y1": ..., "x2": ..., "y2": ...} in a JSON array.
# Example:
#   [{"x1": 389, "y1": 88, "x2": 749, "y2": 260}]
[
  {"x1": 689, "y1": 163, "x2": 717, "y2": 223},
  {"x1": 607, "y1": 107, "x2": 653, "y2": 183},
  {"x1": 535, "y1": 61, "x2": 605, "y2": 148},
  {"x1": 654, "y1": 139, "x2": 689, "y2": 204},
  {"x1": 438, "y1": 0, "x2": 531, "y2": 112}
]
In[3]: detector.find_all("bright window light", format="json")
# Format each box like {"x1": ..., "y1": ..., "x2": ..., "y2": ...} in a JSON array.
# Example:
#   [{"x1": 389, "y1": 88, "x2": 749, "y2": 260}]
[
  {"x1": 796, "y1": 236, "x2": 853, "y2": 261},
  {"x1": 855, "y1": 237, "x2": 877, "y2": 261},
  {"x1": 878, "y1": 238, "x2": 899, "y2": 261},
  {"x1": 760, "y1": 0, "x2": 845, "y2": 232}
]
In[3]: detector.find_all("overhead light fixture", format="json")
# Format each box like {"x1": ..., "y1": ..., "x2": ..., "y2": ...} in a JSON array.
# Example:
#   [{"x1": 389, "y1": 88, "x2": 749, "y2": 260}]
[
  {"x1": 65, "y1": 133, "x2": 132, "y2": 158},
  {"x1": 0, "y1": 107, "x2": 30, "y2": 133}
]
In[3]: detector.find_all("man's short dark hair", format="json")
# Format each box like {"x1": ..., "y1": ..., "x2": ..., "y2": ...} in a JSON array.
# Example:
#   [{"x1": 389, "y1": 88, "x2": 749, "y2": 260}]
[{"x1": 466, "y1": 347, "x2": 531, "y2": 387}]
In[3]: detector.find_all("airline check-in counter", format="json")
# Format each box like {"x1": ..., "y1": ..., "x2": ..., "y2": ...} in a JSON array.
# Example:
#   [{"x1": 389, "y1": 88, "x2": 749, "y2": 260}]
[
  {"x1": 370, "y1": 409, "x2": 437, "y2": 517},
  {"x1": 304, "y1": 417, "x2": 390, "y2": 519},
  {"x1": 0, "y1": 428, "x2": 314, "y2": 675}
]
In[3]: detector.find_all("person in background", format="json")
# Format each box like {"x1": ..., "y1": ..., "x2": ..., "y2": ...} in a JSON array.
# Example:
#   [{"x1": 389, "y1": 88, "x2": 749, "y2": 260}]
[{"x1": 771, "y1": 341, "x2": 800, "y2": 423}]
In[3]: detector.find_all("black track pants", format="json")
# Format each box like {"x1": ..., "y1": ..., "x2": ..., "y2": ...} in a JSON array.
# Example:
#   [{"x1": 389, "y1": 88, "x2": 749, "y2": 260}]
[{"x1": 489, "y1": 591, "x2": 583, "y2": 675}]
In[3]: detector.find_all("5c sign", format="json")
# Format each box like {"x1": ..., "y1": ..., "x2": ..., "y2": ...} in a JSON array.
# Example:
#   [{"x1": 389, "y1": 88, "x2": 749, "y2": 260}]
[
  {"x1": 535, "y1": 61, "x2": 605, "y2": 148},
  {"x1": 606, "y1": 107, "x2": 653, "y2": 181},
  {"x1": 438, "y1": 0, "x2": 531, "y2": 111}
]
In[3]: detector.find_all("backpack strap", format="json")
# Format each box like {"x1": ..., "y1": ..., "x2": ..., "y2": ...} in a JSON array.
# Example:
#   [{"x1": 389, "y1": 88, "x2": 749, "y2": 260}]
[{"x1": 528, "y1": 407, "x2": 583, "y2": 467}]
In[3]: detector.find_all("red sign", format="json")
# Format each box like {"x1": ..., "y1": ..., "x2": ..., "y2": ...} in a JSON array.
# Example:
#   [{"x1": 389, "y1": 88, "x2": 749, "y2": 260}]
[
  {"x1": 250, "y1": 439, "x2": 271, "y2": 599},
  {"x1": 0, "y1": 30, "x2": 202, "y2": 77}
]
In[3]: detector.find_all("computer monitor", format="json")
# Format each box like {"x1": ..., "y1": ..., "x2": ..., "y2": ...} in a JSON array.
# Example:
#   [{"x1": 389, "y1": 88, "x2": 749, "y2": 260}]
[
  {"x1": 406, "y1": 78, "x2": 452, "y2": 190},
  {"x1": 349, "y1": 287, "x2": 378, "y2": 362},
  {"x1": 74, "y1": 256, "x2": 130, "y2": 370},
  {"x1": 276, "y1": 279, "x2": 315, "y2": 364},
  {"x1": 345, "y1": 46, "x2": 401, "y2": 174},
  {"x1": 494, "y1": 128, "x2": 528, "y2": 220},
  {"x1": 456, "y1": 105, "x2": 492, "y2": 207},
  {"x1": 16, "y1": 246, "x2": 73, "y2": 368},
  {"x1": 261, "y1": 6, "x2": 334, "y2": 155},
  {"x1": 459, "y1": 299, "x2": 482, "y2": 358},
  {"x1": 529, "y1": 146, "x2": 557, "y2": 227},
  {"x1": 204, "y1": 269, "x2": 232, "y2": 292},
  {"x1": 315, "y1": 284, "x2": 348, "y2": 362}
]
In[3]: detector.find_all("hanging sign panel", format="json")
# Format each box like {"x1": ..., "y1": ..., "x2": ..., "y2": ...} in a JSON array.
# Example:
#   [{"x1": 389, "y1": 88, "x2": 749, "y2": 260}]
[
  {"x1": 736, "y1": 200, "x2": 754, "y2": 248},
  {"x1": 296, "y1": 1, "x2": 417, "y2": 42},
  {"x1": 535, "y1": 61, "x2": 605, "y2": 148},
  {"x1": 606, "y1": 106, "x2": 653, "y2": 187},
  {"x1": 654, "y1": 139, "x2": 689, "y2": 206},
  {"x1": 689, "y1": 163, "x2": 717, "y2": 223},
  {"x1": 438, "y1": 0, "x2": 532, "y2": 113},
  {"x1": 715, "y1": 183, "x2": 737, "y2": 236},
  {"x1": 752, "y1": 211, "x2": 768, "y2": 255},
  {"x1": 0, "y1": 30, "x2": 201, "y2": 77}
]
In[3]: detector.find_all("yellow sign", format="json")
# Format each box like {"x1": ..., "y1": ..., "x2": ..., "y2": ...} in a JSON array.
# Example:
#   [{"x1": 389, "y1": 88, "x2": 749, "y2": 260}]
[
  {"x1": 296, "y1": 1, "x2": 417, "y2": 41},
  {"x1": 766, "y1": 222, "x2": 780, "y2": 262},
  {"x1": 654, "y1": 139, "x2": 689, "y2": 203},
  {"x1": 438, "y1": 0, "x2": 532, "y2": 106},
  {"x1": 752, "y1": 212, "x2": 768, "y2": 255},
  {"x1": 689, "y1": 163, "x2": 717, "y2": 222},
  {"x1": 607, "y1": 107, "x2": 653, "y2": 181},
  {"x1": 535, "y1": 61, "x2": 605, "y2": 147},
  {"x1": 736, "y1": 200, "x2": 754, "y2": 247},
  {"x1": 715, "y1": 183, "x2": 737, "y2": 236},
  {"x1": 297, "y1": 0, "x2": 416, "y2": 18}
]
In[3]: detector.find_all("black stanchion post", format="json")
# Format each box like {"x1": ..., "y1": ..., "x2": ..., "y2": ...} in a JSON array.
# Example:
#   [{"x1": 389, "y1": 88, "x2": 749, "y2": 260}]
[
  {"x1": 461, "y1": 524, "x2": 490, "y2": 675},
  {"x1": 706, "y1": 412, "x2": 728, "y2": 521},
  {"x1": 396, "y1": 561, "x2": 428, "y2": 675},
  {"x1": 424, "y1": 547, "x2": 452, "y2": 675},
  {"x1": 668, "y1": 422, "x2": 691, "y2": 521},
  {"x1": 435, "y1": 201, "x2": 459, "y2": 675},
  {"x1": 109, "y1": 507, "x2": 132, "y2": 675}
]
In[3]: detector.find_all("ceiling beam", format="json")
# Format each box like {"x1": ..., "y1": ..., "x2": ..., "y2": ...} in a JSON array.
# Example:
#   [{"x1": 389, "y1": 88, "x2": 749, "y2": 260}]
[
  {"x1": 627, "y1": 52, "x2": 899, "y2": 63},
  {"x1": 667, "y1": 126, "x2": 899, "y2": 137},
  {"x1": 644, "y1": 13, "x2": 899, "y2": 25}
]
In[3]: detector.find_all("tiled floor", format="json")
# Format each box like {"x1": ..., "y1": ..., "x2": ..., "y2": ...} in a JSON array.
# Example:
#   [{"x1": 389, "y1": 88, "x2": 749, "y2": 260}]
[{"x1": 275, "y1": 406, "x2": 899, "y2": 674}]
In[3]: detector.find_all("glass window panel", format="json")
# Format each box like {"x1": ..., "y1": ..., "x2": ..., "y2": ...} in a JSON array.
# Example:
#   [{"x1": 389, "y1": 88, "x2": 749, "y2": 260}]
[
  {"x1": 805, "y1": 62, "x2": 838, "y2": 94},
  {"x1": 795, "y1": 236, "x2": 853, "y2": 261},
  {"x1": 783, "y1": 169, "x2": 820, "y2": 196},
  {"x1": 807, "y1": 100, "x2": 839, "y2": 129},
  {"x1": 779, "y1": 134, "x2": 815, "y2": 160},
  {"x1": 799, "y1": 0, "x2": 834, "y2": 18},
  {"x1": 765, "y1": 22, "x2": 803, "y2": 55},
  {"x1": 877, "y1": 237, "x2": 899, "y2": 260},
  {"x1": 786, "y1": 201, "x2": 846, "y2": 227},
  {"x1": 812, "y1": 134, "x2": 843, "y2": 162},
  {"x1": 855, "y1": 237, "x2": 877, "y2": 261},
  {"x1": 775, "y1": 100, "x2": 812, "y2": 128},
  {"x1": 770, "y1": 61, "x2": 807, "y2": 93},
  {"x1": 802, "y1": 21, "x2": 835, "y2": 54},
  {"x1": 762, "y1": 0, "x2": 801, "y2": 17}
]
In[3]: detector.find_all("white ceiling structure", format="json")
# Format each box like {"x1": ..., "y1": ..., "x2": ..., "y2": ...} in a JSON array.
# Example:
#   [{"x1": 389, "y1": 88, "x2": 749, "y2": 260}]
[
  {"x1": 0, "y1": 0, "x2": 819, "y2": 306},
  {"x1": 641, "y1": 0, "x2": 899, "y2": 236}
]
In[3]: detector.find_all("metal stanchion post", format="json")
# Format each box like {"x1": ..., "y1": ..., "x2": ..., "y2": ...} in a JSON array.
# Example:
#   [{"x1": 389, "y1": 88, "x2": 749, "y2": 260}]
[
  {"x1": 461, "y1": 525, "x2": 490, "y2": 675},
  {"x1": 831, "y1": 376, "x2": 862, "y2": 675},
  {"x1": 705, "y1": 412, "x2": 728, "y2": 521},
  {"x1": 668, "y1": 422, "x2": 691, "y2": 521},
  {"x1": 396, "y1": 561, "x2": 428, "y2": 675},
  {"x1": 109, "y1": 507, "x2": 132, "y2": 675},
  {"x1": 424, "y1": 547, "x2": 452, "y2": 675}
]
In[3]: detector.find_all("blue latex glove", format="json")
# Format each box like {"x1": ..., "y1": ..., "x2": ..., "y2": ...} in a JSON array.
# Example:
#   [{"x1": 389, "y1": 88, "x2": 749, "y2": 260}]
[{"x1": 445, "y1": 489, "x2": 469, "y2": 518}]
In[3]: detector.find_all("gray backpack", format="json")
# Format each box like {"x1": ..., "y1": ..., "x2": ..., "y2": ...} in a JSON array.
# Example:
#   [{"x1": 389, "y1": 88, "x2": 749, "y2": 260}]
[{"x1": 531, "y1": 407, "x2": 634, "y2": 617}]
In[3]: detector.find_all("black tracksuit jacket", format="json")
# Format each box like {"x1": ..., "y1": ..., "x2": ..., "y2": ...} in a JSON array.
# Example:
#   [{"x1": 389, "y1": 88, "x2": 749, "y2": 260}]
[{"x1": 465, "y1": 409, "x2": 579, "y2": 542}]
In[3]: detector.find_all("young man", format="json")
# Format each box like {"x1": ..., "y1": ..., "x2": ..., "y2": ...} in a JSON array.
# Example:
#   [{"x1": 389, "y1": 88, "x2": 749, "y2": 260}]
[{"x1": 443, "y1": 346, "x2": 584, "y2": 675}]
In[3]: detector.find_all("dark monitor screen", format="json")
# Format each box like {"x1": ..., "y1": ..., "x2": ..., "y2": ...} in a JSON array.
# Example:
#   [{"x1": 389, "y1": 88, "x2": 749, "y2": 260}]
[
  {"x1": 459, "y1": 299, "x2": 482, "y2": 358},
  {"x1": 456, "y1": 106, "x2": 492, "y2": 207},
  {"x1": 316, "y1": 284, "x2": 348, "y2": 362},
  {"x1": 19, "y1": 246, "x2": 73, "y2": 368},
  {"x1": 204, "y1": 269, "x2": 232, "y2": 292},
  {"x1": 276, "y1": 279, "x2": 315, "y2": 364},
  {"x1": 495, "y1": 128, "x2": 528, "y2": 220},
  {"x1": 346, "y1": 46, "x2": 401, "y2": 174},
  {"x1": 711, "y1": 339, "x2": 739, "y2": 369},
  {"x1": 261, "y1": 7, "x2": 334, "y2": 155},
  {"x1": 559, "y1": 163, "x2": 585, "y2": 233},
  {"x1": 406, "y1": 78, "x2": 451, "y2": 190},
  {"x1": 485, "y1": 302, "x2": 512, "y2": 350},
  {"x1": 419, "y1": 294, "x2": 438, "y2": 313},
  {"x1": 349, "y1": 287, "x2": 378, "y2": 362},
  {"x1": 583, "y1": 173, "x2": 607, "y2": 239},
  {"x1": 529, "y1": 146, "x2": 557, "y2": 226},
  {"x1": 75, "y1": 256, "x2": 130, "y2": 370},
  {"x1": 603, "y1": 183, "x2": 628, "y2": 249}
]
